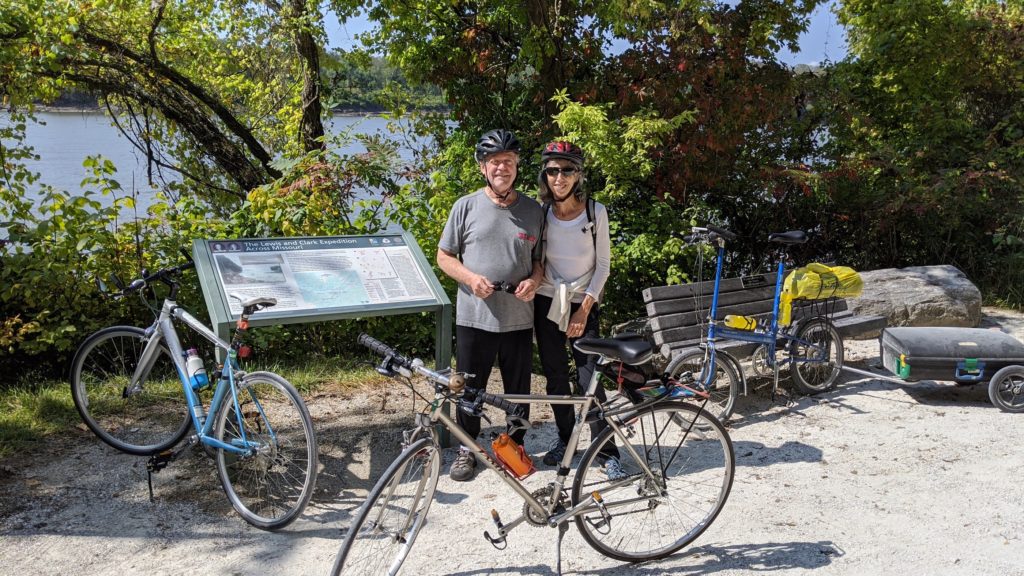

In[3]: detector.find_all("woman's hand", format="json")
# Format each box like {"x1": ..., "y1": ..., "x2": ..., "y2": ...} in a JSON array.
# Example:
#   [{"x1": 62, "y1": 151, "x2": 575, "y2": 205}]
[{"x1": 567, "y1": 306, "x2": 589, "y2": 338}]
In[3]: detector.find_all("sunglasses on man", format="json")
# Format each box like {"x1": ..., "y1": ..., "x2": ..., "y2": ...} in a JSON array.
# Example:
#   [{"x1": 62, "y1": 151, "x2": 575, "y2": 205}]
[{"x1": 543, "y1": 166, "x2": 578, "y2": 178}]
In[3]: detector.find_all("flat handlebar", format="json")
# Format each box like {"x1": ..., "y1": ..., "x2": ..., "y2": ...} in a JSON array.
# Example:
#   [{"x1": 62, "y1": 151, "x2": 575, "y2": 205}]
[
  {"x1": 685, "y1": 225, "x2": 738, "y2": 244},
  {"x1": 357, "y1": 333, "x2": 526, "y2": 418}
]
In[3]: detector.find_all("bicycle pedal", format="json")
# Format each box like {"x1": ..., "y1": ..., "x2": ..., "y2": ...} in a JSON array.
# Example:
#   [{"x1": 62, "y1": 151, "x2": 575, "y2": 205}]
[
  {"x1": 146, "y1": 450, "x2": 174, "y2": 474},
  {"x1": 483, "y1": 509, "x2": 508, "y2": 549}
]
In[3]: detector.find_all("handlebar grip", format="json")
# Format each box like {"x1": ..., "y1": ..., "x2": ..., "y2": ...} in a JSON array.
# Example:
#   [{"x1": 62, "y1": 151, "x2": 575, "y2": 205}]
[
  {"x1": 477, "y1": 391, "x2": 526, "y2": 418},
  {"x1": 706, "y1": 225, "x2": 737, "y2": 241},
  {"x1": 357, "y1": 333, "x2": 410, "y2": 368}
]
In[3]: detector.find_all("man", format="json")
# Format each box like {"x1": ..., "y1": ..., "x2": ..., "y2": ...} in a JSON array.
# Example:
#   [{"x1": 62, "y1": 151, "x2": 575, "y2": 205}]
[{"x1": 436, "y1": 129, "x2": 544, "y2": 482}]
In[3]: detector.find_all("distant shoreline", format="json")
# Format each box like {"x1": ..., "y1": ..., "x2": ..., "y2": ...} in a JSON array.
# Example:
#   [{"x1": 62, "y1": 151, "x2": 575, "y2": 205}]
[{"x1": 30, "y1": 105, "x2": 400, "y2": 117}]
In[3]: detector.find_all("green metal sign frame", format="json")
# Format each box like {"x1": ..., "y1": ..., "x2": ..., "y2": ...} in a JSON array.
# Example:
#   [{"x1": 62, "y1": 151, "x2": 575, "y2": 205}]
[{"x1": 191, "y1": 231, "x2": 452, "y2": 370}]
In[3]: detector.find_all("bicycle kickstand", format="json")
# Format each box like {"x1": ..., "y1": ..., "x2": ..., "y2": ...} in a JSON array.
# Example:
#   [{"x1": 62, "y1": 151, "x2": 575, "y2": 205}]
[{"x1": 554, "y1": 520, "x2": 569, "y2": 575}]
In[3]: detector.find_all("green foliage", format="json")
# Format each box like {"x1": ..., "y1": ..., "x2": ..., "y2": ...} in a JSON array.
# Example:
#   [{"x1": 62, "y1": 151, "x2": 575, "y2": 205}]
[
  {"x1": 322, "y1": 51, "x2": 445, "y2": 111},
  {"x1": 1, "y1": 155, "x2": 159, "y2": 361},
  {"x1": 817, "y1": 1, "x2": 1024, "y2": 304}
]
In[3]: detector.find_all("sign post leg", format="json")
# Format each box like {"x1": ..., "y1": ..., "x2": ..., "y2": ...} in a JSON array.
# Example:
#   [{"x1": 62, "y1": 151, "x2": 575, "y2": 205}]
[{"x1": 435, "y1": 305, "x2": 453, "y2": 448}]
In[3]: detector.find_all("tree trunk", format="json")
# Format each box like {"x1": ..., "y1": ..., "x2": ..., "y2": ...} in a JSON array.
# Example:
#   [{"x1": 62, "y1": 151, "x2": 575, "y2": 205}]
[{"x1": 288, "y1": 0, "x2": 326, "y2": 153}]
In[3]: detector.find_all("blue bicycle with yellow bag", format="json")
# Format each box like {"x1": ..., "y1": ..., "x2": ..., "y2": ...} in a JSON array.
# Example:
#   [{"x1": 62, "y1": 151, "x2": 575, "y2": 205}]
[{"x1": 680, "y1": 226, "x2": 855, "y2": 409}]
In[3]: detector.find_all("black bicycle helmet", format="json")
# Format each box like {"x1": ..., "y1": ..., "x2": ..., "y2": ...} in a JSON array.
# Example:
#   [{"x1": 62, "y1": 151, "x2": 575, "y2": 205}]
[
  {"x1": 540, "y1": 141, "x2": 584, "y2": 167},
  {"x1": 475, "y1": 129, "x2": 521, "y2": 163}
]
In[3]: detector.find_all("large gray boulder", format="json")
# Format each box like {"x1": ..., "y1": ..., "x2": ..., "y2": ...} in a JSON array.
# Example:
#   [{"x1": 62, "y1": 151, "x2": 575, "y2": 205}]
[{"x1": 848, "y1": 265, "x2": 981, "y2": 327}]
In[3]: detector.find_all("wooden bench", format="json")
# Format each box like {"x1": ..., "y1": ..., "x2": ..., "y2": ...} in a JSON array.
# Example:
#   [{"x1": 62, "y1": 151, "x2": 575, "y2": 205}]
[{"x1": 642, "y1": 272, "x2": 888, "y2": 360}]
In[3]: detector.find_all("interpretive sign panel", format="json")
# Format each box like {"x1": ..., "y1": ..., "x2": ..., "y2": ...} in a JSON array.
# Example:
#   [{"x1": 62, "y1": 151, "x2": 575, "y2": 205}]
[
  {"x1": 193, "y1": 231, "x2": 451, "y2": 368},
  {"x1": 207, "y1": 236, "x2": 435, "y2": 315}
]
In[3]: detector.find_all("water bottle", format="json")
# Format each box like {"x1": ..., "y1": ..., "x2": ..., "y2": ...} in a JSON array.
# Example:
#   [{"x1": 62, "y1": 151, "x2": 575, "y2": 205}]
[
  {"x1": 723, "y1": 314, "x2": 757, "y2": 331},
  {"x1": 491, "y1": 433, "x2": 535, "y2": 479},
  {"x1": 185, "y1": 348, "x2": 209, "y2": 390}
]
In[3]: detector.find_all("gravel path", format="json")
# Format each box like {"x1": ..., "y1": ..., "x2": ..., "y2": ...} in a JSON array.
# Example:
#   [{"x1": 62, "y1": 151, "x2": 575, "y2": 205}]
[{"x1": 2, "y1": 307, "x2": 1022, "y2": 575}]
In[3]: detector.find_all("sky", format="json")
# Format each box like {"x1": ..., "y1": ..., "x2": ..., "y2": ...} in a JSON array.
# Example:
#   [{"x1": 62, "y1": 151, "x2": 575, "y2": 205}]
[{"x1": 325, "y1": 1, "x2": 848, "y2": 67}]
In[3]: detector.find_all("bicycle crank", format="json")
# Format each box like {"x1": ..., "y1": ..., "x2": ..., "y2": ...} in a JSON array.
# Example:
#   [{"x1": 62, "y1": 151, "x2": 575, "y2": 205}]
[{"x1": 523, "y1": 485, "x2": 566, "y2": 527}]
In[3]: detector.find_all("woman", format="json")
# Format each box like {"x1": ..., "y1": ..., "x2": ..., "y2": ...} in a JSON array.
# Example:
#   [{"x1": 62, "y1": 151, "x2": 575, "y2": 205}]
[{"x1": 533, "y1": 141, "x2": 624, "y2": 479}]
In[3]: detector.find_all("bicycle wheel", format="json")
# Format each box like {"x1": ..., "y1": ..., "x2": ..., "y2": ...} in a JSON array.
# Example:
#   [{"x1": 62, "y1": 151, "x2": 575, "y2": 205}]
[
  {"x1": 331, "y1": 436, "x2": 441, "y2": 576},
  {"x1": 213, "y1": 371, "x2": 318, "y2": 530},
  {"x1": 988, "y1": 365, "x2": 1024, "y2": 413},
  {"x1": 790, "y1": 318, "x2": 844, "y2": 394},
  {"x1": 70, "y1": 326, "x2": 191, "y2": 455},
  {"x1": 666, "y1": 349, "x2": 740, "y2": 421},
  {"x1": 572, "y1": 401, "x2": 734, "y2": 562}
]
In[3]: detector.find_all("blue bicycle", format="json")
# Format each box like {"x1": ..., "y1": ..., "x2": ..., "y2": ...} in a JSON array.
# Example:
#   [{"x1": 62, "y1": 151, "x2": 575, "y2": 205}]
[
  {"x1": 69, "y1": 256, "x2": 318, "y2": 530},
  {"x1": 665, "y1": 225, "x2": 845, "y2": 420}
]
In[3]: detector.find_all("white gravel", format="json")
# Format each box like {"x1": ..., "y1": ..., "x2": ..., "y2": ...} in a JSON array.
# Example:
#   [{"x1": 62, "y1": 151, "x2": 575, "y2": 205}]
[{"x1": 2, "y1": 307, "x2": 1022, "y2": 575}]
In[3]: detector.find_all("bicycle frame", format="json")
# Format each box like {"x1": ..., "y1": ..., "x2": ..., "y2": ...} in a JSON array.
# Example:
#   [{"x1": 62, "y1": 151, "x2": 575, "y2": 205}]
[
  {"x1": 420, "y1": 362, "x2": 688, "y2": 532},
  {"x1": 130, "y1": 298, "x2": 261, "y2": 455},
  {"x1": 700, "y1": 238, "x2": 823, "y2": 379}
]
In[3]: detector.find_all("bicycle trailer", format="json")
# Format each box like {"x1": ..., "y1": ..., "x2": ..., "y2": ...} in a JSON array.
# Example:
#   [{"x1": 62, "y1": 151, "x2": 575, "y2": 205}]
[{"x1": 880, "y1": 327, "x2": 1024, "y2": 384}]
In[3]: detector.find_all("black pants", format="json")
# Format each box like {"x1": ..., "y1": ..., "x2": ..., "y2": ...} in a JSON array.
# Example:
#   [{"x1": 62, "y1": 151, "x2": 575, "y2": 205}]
[
  {"x1": 455, "y1": 325, "x2": 533, "y2": 447},
  {"x1": 534, "y1": 295, "x2": 618, "y2": 459}
]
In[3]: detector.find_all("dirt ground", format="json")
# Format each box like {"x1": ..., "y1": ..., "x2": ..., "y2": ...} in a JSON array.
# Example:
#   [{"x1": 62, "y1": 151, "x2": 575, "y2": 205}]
[{"x1": 1, "y1": 307, "x2": 1022, "y2": 575}]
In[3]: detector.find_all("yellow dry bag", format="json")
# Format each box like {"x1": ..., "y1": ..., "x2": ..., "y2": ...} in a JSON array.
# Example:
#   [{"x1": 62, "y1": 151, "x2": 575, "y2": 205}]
[{"x1": 779, "y1": 263, "x2": 863, "y2": 326}]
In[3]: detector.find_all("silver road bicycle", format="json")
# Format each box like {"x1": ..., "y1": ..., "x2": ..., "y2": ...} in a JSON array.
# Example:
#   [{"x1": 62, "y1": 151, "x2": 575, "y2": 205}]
[{"x1": 331, "y1": 333, "x2": 734, "y2": 575}]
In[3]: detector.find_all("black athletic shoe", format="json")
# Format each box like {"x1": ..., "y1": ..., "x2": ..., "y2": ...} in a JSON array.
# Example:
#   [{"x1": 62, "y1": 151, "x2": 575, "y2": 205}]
[{"x1": 542, "y1": 439, "x2": 570, "y2": 466}]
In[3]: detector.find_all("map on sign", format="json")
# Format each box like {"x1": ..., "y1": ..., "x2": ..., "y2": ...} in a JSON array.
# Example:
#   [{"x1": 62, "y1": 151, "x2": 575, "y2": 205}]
[{"x1": 208, "y1": 236, "x2": 433, "y2": 315}]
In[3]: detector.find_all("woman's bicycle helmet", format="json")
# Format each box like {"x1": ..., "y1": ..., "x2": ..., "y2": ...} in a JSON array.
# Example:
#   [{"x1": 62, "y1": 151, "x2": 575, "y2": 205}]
[
  {"x1": 538, "y1": 140, "x2": 586, "y2": 203},
  {"x1": 475, "y1": 129, "x2": 521, "y2": 162},
  {"x1": 540, "y1": 141, "x2": 584, "y2": 167}
]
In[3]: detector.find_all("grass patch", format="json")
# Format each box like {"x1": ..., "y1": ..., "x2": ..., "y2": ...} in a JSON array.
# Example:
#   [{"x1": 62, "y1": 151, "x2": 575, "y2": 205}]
[
  {"x1": 0, "y1": 382, "x2": 81, "y2": 459},
  {"x1": 0, "y1": 357, "x2": 391, "y2": 460}
]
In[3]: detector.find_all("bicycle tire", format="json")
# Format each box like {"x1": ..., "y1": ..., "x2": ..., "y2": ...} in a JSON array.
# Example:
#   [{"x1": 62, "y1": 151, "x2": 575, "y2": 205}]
[
  {"x1": 213, "y1": 371, "x2": 318, "y2": 530},
  {"x1": 572, "y1": 401, "x2": 734, "y2": 562},
  {"x1": 988, "y1": 365, "x2": 1024, "y2": 413},
  {"x1": 790, "y1": 318, "x2": 844, "y2": 394},
  {"x1": 70, "y1": 326, "x2": 191, "y2": 455},
  {"x1": 331, "y1": 436, "x2": 441, "y2": 576},
  {"x1": 666, "y1": 349, "x2": 740, "y2": 421}
]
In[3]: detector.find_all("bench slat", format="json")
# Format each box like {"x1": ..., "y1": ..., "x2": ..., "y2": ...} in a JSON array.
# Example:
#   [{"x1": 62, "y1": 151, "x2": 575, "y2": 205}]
[
  {"x1": 645, "y1": 285, "x2": 777, "y2": 317},
  {"x1": 649, "y1": 298, "x2": 850, "y2": 333},
  {"x1": 643, "y1": 273, "x2": 775, "y2": 302}
]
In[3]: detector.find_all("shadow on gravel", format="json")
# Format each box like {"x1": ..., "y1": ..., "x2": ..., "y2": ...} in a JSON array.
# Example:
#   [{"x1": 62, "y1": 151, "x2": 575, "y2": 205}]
[
  {"x1": 723, "y1": 371, "x2": 892, "y2": 430},
  {"x1": 896, "y1": 380, "x2": 993, "y2": 407},
  {"x1": 441, "y1": 540, "x2": 844, "y2": 575},
  {"x1": 732, "y1": 440, "x2": 823, "y2": 467}
]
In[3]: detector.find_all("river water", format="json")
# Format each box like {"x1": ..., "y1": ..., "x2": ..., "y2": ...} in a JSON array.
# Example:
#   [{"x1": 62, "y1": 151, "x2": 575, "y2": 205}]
[{"x1": 8, "y1": 110, "x2": 405, "y2": 210}]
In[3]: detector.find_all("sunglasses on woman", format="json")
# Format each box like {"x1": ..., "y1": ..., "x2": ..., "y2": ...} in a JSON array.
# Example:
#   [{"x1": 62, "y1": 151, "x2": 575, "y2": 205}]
[{"x1": 544, "y1": 166, "x2": 578, "y2": 178}]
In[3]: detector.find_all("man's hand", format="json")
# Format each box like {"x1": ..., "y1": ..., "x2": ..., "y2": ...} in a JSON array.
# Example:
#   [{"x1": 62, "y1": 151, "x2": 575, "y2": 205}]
[
  {"x1": 469, "y1": 274, "x2": 495, "y2": 298},
  {"x1": 514, "y1": 277, "x2": 538, "y2": 302}
]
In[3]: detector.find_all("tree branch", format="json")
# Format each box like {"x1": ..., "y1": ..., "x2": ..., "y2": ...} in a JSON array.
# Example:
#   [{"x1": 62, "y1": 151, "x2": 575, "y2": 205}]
[{"x1": 78, "y1": 30, "x2": 281, "y2": 179}]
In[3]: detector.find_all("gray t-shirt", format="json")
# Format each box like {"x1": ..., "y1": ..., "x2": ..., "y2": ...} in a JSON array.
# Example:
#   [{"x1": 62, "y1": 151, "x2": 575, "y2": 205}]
[{"x1": 438, "y1": 189, "x2": 544, "y2": 332}]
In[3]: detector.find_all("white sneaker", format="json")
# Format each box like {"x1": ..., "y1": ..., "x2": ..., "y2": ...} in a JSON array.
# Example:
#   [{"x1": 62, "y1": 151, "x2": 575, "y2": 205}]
[{"x1": 602, "y1": 457, "x2": 628, "y2": 480}]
